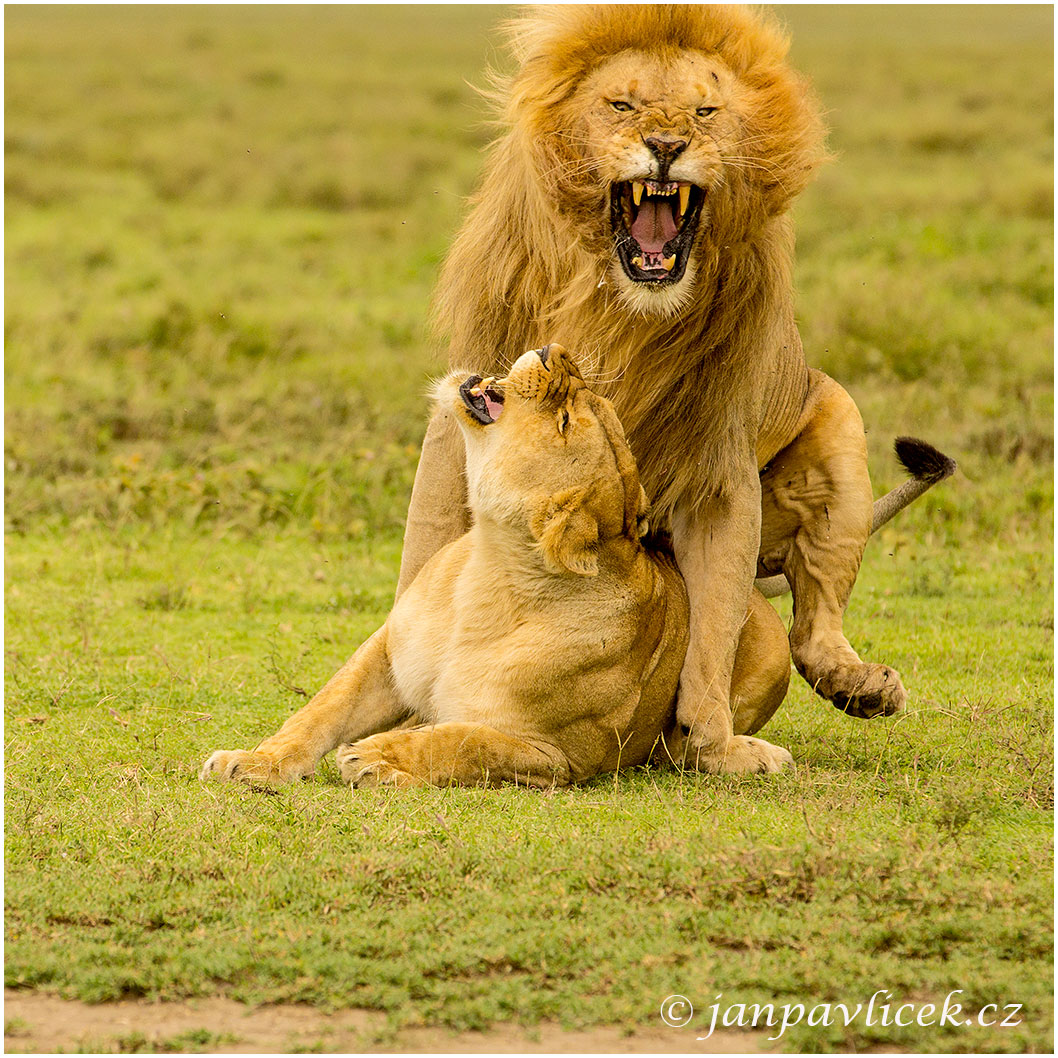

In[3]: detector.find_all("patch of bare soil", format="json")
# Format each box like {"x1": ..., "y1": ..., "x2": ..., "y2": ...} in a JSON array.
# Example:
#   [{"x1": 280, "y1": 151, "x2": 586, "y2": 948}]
[{"x1": 3, "y1": 990, "x2": 772, "y2": 1053}]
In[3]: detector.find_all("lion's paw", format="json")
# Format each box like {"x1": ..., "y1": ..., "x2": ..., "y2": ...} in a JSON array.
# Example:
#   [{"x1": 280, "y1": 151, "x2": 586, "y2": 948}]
[
  {"x1": 830, "y1": 663, "x2": 907, "y2": 719},
  {"x1": 200, "y1": 749, "x2": 308, "y2": 788},
  {"x1": 336, "y1": 739, "x2": 423, "y2": 789},
  {"x1": 725, "y1": 735, "x2": 794, "y2": 774},
  {"x1": 675, "y1": 732, "x2": 793, "y2": 775}
]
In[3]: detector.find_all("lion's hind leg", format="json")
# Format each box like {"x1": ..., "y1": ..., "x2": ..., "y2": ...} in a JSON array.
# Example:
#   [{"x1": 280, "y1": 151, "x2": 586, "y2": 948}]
[
  {"x1": 759, "y1": 371, "x2": 907, "y2": 720},
  {"x1": 731, "y1": 589, "x2": 792, "y2": 736},
  {"x1": 337, "y1": 723, "x2": 571, "y2": 789}
]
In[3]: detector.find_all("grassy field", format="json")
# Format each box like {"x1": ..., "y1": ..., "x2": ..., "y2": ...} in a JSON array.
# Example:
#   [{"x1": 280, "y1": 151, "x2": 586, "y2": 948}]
[{"x1": 5, "y1": 4, "x2": 1053, "y2": 1053}]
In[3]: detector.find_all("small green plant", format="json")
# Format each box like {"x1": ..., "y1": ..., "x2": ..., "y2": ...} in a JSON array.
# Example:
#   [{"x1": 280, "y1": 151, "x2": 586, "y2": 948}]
[{"x1": 138, "y1": 584, "x2": 191, "y2": 612}]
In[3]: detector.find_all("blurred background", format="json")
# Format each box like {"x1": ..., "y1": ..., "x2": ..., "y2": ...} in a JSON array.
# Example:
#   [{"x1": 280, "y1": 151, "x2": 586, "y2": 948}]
[{"x1": 5, "y1": 4, "x2": 1052, "y2": 549}]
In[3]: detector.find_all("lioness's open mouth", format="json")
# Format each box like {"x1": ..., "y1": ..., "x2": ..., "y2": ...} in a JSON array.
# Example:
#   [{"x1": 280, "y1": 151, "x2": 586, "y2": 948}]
[
  {"x1": 610, "y1": 180, "x2": 705, "y2": 283},
  {"x1": 459, "y1": 375, "x2": 505, "y2": 424}
]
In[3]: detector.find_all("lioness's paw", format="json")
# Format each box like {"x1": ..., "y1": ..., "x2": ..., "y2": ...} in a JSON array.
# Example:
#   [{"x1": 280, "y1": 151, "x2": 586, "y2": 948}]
[
  {"x1": 336, "y1": 739, "x2": 423, "y2": 789},
  {"x1": 831, "y1": 663, "x2": 907, "y2": 720},
  {"x1": 676, "y1": 732, "x2": 793, "y2": 775},
  {"x1": 200, "y1": 749, "x2": 307, "y2": 787}
]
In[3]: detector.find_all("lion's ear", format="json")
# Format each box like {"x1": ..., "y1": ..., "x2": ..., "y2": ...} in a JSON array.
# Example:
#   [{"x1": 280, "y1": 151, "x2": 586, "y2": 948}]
[{"x1": 530, "y1": 487, "x2": 600, "y2": 577}]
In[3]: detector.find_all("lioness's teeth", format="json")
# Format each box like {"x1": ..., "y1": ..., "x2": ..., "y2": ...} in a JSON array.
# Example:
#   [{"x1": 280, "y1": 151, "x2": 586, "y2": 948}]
[
  {"x1": 631, "y1": 181, "x2": 645, "y2": 207},
  {"x1": 631, "y1": 256, "x2": 643, "y2": 268},
  {"x1": 678, "y1": 184, "x2": 690, "y2": 217},
  {"x1": 663, "y1": 255, "x2": 676, "y2": 270},
  {"x1": 470, "y1": 376, "x2": 497, "y2": 397}
]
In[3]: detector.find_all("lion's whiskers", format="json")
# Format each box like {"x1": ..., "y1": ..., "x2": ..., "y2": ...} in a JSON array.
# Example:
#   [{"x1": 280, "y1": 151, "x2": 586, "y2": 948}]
[{"x1": 534, "y1": 155, "x2": 604, "y2": 182}]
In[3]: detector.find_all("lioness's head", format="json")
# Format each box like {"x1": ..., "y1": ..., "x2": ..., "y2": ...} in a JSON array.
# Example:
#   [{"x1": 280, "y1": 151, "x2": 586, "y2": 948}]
[
  {"x1": 443, "y1": 343, "x2": 648, "y2": 576},
  {"x1": 501, "y1": 5, "x2": 826, "y2": 315}
]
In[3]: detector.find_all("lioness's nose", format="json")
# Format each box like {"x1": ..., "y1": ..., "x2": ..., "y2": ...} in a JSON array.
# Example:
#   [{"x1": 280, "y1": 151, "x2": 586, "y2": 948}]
[
  {"x1": 644, "y1": 135, "x2": 688, "y2": 166},
  {"x1": 538, "y1": 342, "x2": 567, "y2": 368}
]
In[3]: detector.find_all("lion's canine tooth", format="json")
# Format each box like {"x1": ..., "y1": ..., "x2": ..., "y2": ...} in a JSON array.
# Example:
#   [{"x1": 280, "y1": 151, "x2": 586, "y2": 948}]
[
  {"x1": 678, "y1": 184, "x2": 690, "y2": 217},
  {"x1": 631, "y1": 181, "x2": 645, "y2": 207},
  {"x1": 631, "y1": 255, "x2": 643, "y2": 268},
  {"x1": 662, "y1": 255, "x2": 676, "y2": 270}
]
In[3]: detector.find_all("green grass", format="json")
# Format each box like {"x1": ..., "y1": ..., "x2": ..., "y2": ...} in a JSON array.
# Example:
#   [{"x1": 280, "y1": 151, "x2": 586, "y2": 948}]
[
  {"x1": 75, "y1": 1028, "x2": 237, "y2": 1055},
  {"x1": 5, "y1": 4, "x2": 1053, "y2": 1053}
]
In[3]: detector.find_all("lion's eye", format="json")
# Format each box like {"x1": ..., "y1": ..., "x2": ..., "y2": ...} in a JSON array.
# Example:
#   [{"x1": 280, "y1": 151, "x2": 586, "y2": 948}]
[
  {"x1": 609, "y1": 100, "x2": 635, "y2": 113},
  {"x1": 558, "y1": 409, "x2": 571, "y2": 434},
  {"x1": 696, "y1": 105, "x2": 718, "y2": 118}
]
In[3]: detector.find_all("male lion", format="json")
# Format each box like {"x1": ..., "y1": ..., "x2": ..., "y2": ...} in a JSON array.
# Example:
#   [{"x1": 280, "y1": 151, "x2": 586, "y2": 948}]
[
  {"x1": 202, "y1": 345, "x2": 706, "y2": 788},
  {"x1": 396, "y1": 5, "x2": 928, "y2": 773}
]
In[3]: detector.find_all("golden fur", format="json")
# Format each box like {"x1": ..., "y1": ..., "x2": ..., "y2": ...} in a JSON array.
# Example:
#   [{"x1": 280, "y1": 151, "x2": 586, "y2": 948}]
[
  {"x1": 199, "y1": 8, "x2": 952, "y2": 786},
  {"x1": 201, "y1": 346, "x2": 709, "y2": 788},
  {"x1": 395, "y1": 5, "x2": 911, "y2": 774},
  {"x1": 434, "y1": 4, "x2": 826, "y2": 515}
]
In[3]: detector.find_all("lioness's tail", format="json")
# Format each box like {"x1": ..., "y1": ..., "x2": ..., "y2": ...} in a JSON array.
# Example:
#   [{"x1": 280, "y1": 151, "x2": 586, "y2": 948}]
[{"x1": 755, "y1": 438, "x2": 957, "y2": 601}]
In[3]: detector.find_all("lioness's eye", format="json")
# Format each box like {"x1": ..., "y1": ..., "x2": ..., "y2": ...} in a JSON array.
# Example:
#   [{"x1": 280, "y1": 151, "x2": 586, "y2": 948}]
[
  {"x1": 558, "y1": 409, "x2": 570, "y2": 433},
  {"x1": 696, "y1": 105, "x2": 718, "y2": 118},
  {"x1": 610, "y1": 100, "x2": 634, "y2": 113}
]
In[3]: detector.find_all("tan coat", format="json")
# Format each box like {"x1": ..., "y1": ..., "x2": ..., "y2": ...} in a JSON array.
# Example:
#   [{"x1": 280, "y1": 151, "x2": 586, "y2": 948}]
[{"x1": 202, "y1": 346, "x2": 694, "y2": 787}]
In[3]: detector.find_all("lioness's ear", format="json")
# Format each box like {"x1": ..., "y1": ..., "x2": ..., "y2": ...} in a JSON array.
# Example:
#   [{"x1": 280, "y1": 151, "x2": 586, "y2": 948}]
[
  {"x1": 635, "y1": 484, "x2": 650, "y2": 540},
  {"x1": 530, "y1": 487, "x2": 599, "y2": 577},
  {"x1": 589, "y1": 394, "x2": 649, "y2": 541}
]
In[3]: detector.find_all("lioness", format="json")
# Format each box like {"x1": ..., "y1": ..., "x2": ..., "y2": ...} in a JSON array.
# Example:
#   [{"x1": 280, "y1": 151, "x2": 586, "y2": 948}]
[
  {"x1": 202, "y1": 345, "x2": 738, "y2": 787},
  {"x1": 397, "y1": 5, "x2": 938, "y2": 773}
]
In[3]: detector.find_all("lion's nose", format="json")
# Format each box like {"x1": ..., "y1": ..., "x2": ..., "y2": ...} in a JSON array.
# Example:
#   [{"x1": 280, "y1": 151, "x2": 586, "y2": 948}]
[{"x1": 644, "y1": 135, "x2": 688, "y2": 167}]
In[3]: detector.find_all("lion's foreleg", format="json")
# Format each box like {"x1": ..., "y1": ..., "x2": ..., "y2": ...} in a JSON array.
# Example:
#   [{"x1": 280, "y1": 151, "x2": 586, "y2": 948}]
[
  {"x1": 201, "y1": 627, "x2": 406, "y2": 786},
  {"x1": 337, "y1": 723, "x2": 572, "y2": 789},
  {"x1": 396, "y1": 405, "x2": 470, "y2": 600},
  {"x1": 759, "y1": 371, "x2": 906, "y2": 719},
  {"x1": 669, "y1": 480, "x2": 794, "y2": 774}
]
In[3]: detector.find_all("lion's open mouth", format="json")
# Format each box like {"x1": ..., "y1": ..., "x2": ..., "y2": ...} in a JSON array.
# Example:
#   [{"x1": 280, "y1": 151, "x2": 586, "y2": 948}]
[
  {"x1": 610, "y1": 180, "x2": 705, "y2": 284},
  {"x1": 459, "y1": 375, "x2": 505, "y2": 424}
]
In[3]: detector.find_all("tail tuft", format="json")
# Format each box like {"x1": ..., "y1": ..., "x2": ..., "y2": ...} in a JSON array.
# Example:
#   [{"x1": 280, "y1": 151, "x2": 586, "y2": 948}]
[{"x1": 894, "y1": 437, "x2": 957, "y2": 484}]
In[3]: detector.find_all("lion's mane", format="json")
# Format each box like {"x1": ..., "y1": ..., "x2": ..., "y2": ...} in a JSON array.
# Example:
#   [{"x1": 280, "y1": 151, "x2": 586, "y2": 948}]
[{"x1": 433, "y1": 5, "x2": 826, "y2": 518}]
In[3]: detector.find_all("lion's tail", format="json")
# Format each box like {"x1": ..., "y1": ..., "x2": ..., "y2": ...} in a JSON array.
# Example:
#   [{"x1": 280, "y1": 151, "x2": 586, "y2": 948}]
[
  {"x1": 870, "y1": 437, "x2": 958, "y2": 533},
  {"x1": 755, "y1": 437, "x2": 957, "y2": 601}
]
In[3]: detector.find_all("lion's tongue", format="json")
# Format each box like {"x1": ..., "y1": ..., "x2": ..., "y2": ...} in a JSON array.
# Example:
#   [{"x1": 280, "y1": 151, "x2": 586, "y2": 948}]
[{"x1": 630, "y1": 199, "x2": 678, "y2": 254}]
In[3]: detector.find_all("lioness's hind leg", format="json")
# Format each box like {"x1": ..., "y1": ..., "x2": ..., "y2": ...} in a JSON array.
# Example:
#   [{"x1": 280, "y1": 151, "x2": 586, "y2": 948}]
[
  {"x1": 338, "y1": 723, "x2": 571, "y2": 789},
  {"x1": 201, "y1": 627, "x2": 406, "y2": 787},
  {"x1": 759, "y1": 371, "x2": 907, "y2": 720}
]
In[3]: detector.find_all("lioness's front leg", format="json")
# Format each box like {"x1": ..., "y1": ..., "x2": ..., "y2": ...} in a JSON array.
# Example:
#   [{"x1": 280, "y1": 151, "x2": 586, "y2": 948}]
[
  {"x1": 759, "y1": 371, "x2": 906, "y2": 719},
  {"x1": 201, "y1": 627, "x2": 406, "y2": 787},
  {"x1": 670, "y1": 476, "x2": 794, "y2": 774},
  {"x1": 337, "y1": 723, "x2": 571, "y2": 789}
]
